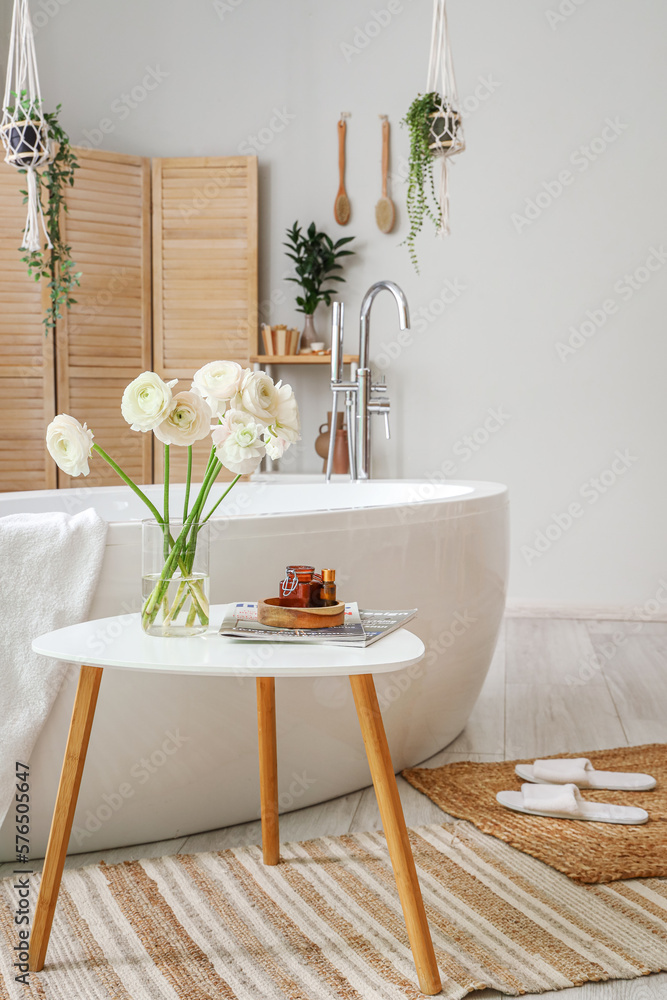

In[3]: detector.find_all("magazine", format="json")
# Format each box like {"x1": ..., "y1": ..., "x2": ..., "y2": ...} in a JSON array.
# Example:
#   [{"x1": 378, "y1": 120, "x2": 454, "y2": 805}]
[{"x1": 219, "y1": 602, "x2": 417, "y2": 648}]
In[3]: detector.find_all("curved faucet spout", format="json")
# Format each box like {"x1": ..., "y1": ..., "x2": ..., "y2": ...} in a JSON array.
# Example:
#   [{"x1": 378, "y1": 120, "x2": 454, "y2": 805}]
[{"x1": 359, "y1": 280, "x2": 410, "y2": 369}]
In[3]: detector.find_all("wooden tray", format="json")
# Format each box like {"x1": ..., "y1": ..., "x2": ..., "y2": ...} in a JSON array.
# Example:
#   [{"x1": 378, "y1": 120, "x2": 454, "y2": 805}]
[{"x1": 258, "y1": 598, "x2": 345, "y2": 630}]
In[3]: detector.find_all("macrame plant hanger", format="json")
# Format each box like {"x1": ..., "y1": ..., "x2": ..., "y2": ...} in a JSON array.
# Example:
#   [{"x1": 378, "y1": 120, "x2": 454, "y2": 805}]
[
  {"x1": 0, "y1": 0, "x2": 52, "y2": 252},
  {"x1": 426, "y1": 0, "x2": 465, "y2": 236}
]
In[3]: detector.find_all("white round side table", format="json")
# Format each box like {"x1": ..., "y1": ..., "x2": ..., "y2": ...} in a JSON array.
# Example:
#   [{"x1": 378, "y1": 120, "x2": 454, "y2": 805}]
[{"x1": 29, "y1": 605, "x2": 441, "y2": 995}]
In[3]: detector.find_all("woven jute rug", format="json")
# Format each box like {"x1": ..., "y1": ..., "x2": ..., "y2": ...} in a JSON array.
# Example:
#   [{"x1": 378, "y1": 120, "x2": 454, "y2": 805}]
[
  {"x1": 403, "y1": 743, "x2": 667, "y2": 884},
  {"x1": 2, "y1": 822, "x2": 667, "y2": 999}
]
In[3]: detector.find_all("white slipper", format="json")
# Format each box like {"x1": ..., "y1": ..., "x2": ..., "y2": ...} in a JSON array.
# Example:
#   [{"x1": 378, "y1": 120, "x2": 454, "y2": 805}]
[
  {"x1": 515, "y1": 757, "x2": 656, "y2": 791},
  {"x1": 497, "y1": 783, "x2": 649, "y2": 825}
]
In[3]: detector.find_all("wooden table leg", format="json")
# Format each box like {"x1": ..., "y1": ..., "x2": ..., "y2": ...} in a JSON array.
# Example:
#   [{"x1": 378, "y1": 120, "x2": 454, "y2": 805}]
[
  {"x1": 29, "y1": 664, "x2": 103, "y2": 972},
  {"x1": 350, "y1": 673, "x2": 441, "y2": 996},
  {"x1": 256, "y1": 677, "x2": 279, "y2": 865}
]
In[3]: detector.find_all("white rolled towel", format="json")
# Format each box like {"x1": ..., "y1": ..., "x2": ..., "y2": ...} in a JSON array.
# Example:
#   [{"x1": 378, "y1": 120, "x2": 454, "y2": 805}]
[{"x1": 0, "y1": 508, "x2": 108, "y2": 827}]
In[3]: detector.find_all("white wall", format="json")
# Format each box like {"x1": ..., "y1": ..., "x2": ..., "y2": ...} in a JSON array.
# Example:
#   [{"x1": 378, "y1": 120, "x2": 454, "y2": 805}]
[{"x1": 23, "y1": 0, "x2": 667, "y2": 607}]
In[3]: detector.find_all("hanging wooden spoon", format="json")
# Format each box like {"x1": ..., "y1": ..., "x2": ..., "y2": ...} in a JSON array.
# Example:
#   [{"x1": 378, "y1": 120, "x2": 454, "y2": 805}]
[
  {"x1": 375, "y1": 117, "x2": 395, "y2": 233},
  {"x1": 334, "y1": 117, "x2": 351, "y2": 225}
]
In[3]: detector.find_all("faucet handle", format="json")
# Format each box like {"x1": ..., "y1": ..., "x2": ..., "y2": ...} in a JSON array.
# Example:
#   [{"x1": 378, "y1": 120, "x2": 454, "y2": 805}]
[
  {"x1": 383, "y1": 408, "x2": 391, "y2": 440},
  {"x1": 368, "y1": 398, "x2": 390, "y2": 439}
]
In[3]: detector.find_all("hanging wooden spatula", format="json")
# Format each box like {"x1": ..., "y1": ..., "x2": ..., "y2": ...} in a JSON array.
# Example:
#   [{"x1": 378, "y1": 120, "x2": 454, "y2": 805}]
[
  {"x1": 375, "y1": 116, "x2": 395, "y2": 233},
  {"x1": 334, "y1": 117, "x2": 351, "y2": 225}
]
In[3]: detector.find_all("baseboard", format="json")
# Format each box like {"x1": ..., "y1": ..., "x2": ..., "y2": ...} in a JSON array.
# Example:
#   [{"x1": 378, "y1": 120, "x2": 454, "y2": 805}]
[{"x1": 505, "y1": 601, "x2": 667, "y2": 623}]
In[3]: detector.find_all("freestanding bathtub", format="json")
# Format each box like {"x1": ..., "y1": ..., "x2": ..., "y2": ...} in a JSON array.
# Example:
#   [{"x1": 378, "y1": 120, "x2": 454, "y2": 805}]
[{"x1": 0, "y1": 479, "x2": 508, "y2": 860}]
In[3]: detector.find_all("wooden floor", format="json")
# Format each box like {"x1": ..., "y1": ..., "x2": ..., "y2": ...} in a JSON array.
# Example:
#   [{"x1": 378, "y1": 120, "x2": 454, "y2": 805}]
[{"x1": 7, "y1": 616, "x2": 667, "y2": 998}]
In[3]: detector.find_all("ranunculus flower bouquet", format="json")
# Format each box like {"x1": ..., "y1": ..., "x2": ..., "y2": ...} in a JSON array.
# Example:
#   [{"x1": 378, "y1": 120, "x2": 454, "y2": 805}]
[{"x1": 45, "y1": 362, "x2": 300, "y2": 636}]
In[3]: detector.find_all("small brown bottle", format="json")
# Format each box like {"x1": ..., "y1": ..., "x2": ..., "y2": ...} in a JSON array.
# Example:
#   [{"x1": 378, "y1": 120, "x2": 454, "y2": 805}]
[{"x1": 319, "y1": 568, "x2": 336, "y2": 606}]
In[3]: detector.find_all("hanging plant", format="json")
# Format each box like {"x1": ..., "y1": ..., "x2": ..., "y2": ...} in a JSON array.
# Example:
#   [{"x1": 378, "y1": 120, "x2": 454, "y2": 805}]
[
  {"x1": 1, "y1": 0, "x2": 80, "y2": 332},
  {"x1": 0, "y1": 90, "x2": 49, "y2": 166},
  {"x1": 14, "y1": 95, "x2": 81, "y2": 332},
  {"x1": 401, "y1": 92, "x2": 463, "y2": 273},
  {"x1": 401, "y1": 91, "x2": 445, "y2": 273},
  {"x1": 401, "y1": 0, "x2": 465, "y2": 272}
]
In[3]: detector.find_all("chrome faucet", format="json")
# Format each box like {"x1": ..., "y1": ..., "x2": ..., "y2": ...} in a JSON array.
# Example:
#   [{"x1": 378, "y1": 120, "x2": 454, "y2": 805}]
[{"x1": 326, "y1": 281, "x2": 410, "y2": 481}]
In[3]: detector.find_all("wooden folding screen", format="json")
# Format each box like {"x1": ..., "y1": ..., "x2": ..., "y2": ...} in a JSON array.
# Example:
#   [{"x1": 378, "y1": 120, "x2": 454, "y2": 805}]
[
  {"x1": 0, "y1": 161, "x2": 56, "y2": 491},
  {"x1": 0, "y1": 151, "x2": 257, "y2": 493},
  {"x1": 56, "y1": 148, "x2": 152, "y2": 488},
  {"x1": 152, "y1": 156, "x2": 257, "y2": 482}
]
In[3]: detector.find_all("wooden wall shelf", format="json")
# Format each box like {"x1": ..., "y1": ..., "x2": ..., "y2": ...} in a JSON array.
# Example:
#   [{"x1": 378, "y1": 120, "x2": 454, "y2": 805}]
[{"x1": 251, "y1": 354, "x2": 358, "y2": 366}]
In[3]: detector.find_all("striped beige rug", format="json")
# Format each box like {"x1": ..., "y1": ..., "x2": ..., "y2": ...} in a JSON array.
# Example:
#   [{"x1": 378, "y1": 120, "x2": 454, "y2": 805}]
[{"x1": 1, "y1": 822, "x2": 666, "y2": 999}]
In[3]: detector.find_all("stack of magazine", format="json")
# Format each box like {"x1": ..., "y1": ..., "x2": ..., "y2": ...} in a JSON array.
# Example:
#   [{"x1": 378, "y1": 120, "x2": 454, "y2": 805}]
[{"x1": 219, "y1": 602, "x2": 417, "y2": 648}]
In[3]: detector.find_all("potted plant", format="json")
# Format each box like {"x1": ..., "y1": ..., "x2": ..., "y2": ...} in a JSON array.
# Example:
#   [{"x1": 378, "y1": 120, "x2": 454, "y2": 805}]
[
  {"x1": 283, "y1": 221, "x2": 355, "y2": 350},
  {"x1": 0, "y1": 90, "x2": 50, "y2": 166},
  {"x1": 428, "y1": 98, "x2": 462, "y2": 152},
  {"x1": 10, "y1": 94, "x2": 80, "y2": 331},
  {"x1": 401, "y1": 91, "x2": 463, "y2": 272}
]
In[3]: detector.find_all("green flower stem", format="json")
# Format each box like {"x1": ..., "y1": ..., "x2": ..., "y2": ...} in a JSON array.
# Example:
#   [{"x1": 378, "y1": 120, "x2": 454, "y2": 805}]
[
  {"x1": 89, "y1": 450, "x2": 205, "y2": 628},
  {"x1": 201, "y1": 474, "x2": 241, "y2": 524},
  {"x1": 181, "y1": 445, "x2": 217, "y2": 573},
  {"x1": 197, "y1": 459, "x2": 222, "y2": 513},
  {"x1": 187, "y1": 459, "x2": 223, "y2": 563},
  {"x1": 163, "y1": 444, "x2": 170, "y2": 562},
  {"x1": 183, "y1": 446, "x2": 192, "y2": 521},
  {"x1": 143, "y1": 512, "x2": 199, "y2": 622},
  {"x1": 92, "y1": 444, "x2": 163, "y2": 523},
  {"x1": 165, "y1": 581, "x2": 186, "y2": 621},
  {"x1": 90, "y1": 442, "x2": 220, "y2": 633},
  {"x1": 203, "y1": 444, "x2": 217, "y2": 480},
  {"x1": 142, "y1": 457, "x2": 222, "y2": 626}
]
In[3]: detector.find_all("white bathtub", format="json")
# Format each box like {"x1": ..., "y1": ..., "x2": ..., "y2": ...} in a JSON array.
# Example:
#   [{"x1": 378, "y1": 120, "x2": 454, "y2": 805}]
[{"x1": 0, "y1": 479, "x2": 508, "y2": 860}]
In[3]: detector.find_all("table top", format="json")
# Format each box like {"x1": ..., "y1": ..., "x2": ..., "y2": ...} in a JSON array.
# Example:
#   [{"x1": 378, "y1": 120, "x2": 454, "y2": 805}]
[{"x1": 32, "y1": 605, "x2": 425, "y2": 678}]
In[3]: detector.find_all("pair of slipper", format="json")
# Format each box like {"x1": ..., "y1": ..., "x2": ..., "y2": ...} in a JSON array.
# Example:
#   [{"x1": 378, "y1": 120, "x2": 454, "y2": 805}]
[{"x1": 497, "y1": 758, "x2": 656, "y2": 825}]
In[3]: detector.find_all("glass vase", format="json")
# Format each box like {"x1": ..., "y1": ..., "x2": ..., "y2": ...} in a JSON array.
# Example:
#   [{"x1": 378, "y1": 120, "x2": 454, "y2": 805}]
[
  {"x1": 141, "y1": 519, "x2": 210, "y2": 637},
  {"x1": 300, "y1": 312, "x2": 318, "y2": 350}
]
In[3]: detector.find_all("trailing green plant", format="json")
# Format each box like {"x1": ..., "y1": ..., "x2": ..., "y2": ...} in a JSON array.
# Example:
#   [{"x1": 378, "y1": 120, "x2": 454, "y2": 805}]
[
  {"x1": 400, "y1": 91, "x2": 445, "y2": 273},
  {"x1": 11, "y1": 93, "x2": 81, "y2": 332},
  {"x1": 283, "y1": 221, "x2": 355, "y2": 315}
]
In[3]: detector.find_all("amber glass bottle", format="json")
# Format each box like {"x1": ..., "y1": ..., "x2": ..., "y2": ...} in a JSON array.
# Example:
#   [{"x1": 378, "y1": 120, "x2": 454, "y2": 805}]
[{"x1": 319, "y1": 568, "x2": 336, "y2": 606}]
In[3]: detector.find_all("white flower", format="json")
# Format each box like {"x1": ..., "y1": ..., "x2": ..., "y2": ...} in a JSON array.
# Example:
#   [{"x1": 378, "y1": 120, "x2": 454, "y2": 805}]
[
  {"x1": 192, "y1": 360, "x2": 247, "y2": 418},
  {"x1": 233, "y1": 369, "x2": 280, "y2": 426},
  {"x1": 211, "y1": 408, "x2": 266, "y2": 475},
  {"x1": 270, "y1": 383, "x2": 300, "y2": 443},
  {"x1": 264, "y1": 427, "x2": 290, "y2": 460},
  {"x1": 121, "y1": 372, "x2": 177, "y2": 432},
  {"x1": 154, "y1": 391, "x2": 212, "y2": 447},
  {"x1": 46, "y1": 414, "x2": 94, "y2": 477}
]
